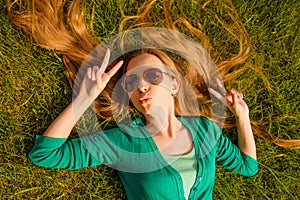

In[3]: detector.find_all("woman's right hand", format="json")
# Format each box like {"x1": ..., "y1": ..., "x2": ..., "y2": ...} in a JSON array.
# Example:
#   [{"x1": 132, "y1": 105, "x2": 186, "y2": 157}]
[
  {"x1": 78, "y1": 49, "x2": 123, "y2": 101},
  {"x1": 42, "y1": 49, "x2": 123, "y2": 138}
]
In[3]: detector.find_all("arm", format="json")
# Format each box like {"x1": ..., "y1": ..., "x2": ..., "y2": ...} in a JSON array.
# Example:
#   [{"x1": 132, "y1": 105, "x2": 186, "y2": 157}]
[
  {"x1": 208, "y1": 79, "x2": 257, "y2": 160},
  {"x1": 235, "y1": 112, "x2": 257, "y2": 159},
  {"x1": 43, "y1": 49, "x2": 123, "y2": 138},
  {"x1": 29, "y1": 136, "x2": 102, "y2": 169},
  {"x1": 214, "y1": 121, "x2": 259, "y2": 176},
  {"x1": 43, "y1": 94, "x2": 93, "y2": 138},
  {"x1": 29, "y1": 49, "x2": 123, "y2": 169}
]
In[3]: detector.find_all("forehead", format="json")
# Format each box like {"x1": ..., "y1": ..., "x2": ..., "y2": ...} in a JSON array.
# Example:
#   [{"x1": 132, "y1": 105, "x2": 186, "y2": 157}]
[
  {"x1": 126, "y1": 54, "x2": 164, "y2": 72},
  {"x1": 125, "y1": 64, "x2": 166, "y2": 76}
]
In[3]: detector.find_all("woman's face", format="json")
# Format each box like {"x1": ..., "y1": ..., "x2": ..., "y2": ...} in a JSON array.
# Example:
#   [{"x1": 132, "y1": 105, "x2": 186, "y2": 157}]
[{"x1": 124, "y1": 54, "x2": 178, "y2": 116}]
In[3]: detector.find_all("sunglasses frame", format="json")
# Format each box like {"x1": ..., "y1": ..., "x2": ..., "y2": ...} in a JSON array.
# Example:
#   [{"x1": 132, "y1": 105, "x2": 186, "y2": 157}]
[{"x1": 121, "y1": 67, "x2": 173, "y2": 93}]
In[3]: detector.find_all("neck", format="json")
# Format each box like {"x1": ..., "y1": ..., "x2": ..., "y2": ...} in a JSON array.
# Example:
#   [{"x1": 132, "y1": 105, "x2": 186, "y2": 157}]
[{"x1": 144, "y1": 110, "x2": 181, "y2": 138}]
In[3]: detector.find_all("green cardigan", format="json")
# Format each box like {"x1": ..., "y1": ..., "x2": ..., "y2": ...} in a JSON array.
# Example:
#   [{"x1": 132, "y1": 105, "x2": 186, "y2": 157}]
[{"x1": 29, "y1": 117, "x2": 259, "y2": 200}]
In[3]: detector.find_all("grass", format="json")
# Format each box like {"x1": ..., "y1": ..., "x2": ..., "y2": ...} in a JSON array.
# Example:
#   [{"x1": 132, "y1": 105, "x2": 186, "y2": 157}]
[{"x1": 0, "y1": 0, "x2": 299, "y2": 199}]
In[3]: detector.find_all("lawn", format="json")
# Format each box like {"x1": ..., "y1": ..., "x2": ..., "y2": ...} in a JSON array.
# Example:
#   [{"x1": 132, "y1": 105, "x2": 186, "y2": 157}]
[{"x1": 0, "y1": 0, "x2": 299, "y2": 199}]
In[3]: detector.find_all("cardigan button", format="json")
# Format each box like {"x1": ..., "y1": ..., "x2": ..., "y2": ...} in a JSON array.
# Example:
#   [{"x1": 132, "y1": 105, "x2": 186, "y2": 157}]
[
  {"x1": 198, "y1": 177, "x2": 202, "y2": 182},
  {"x1": 193, "y1": 187, "x2": 198, "y2": 191}
]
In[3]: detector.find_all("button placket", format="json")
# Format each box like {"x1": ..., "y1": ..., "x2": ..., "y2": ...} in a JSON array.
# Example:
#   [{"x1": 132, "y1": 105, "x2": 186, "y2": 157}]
[{"x1": 198, "y1": 176, "x2": 202, "y2": 182}]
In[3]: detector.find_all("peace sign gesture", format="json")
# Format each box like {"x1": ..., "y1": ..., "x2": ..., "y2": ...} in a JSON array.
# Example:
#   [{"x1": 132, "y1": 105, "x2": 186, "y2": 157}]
[
  {"x1": 78, "y1": 49, "x2": 123, "y2": 101},
  {"x1": 208, "y1": 79, "x2": 249, "y2": 118}
]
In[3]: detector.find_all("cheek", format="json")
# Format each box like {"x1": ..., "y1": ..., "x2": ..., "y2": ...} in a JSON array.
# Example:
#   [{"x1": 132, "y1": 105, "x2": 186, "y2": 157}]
[
  {"x1": 128, "y1": 92, "x2": 140, "y2": 106},
  {"x1": 160, "y1": 79, "x2": 173, "y2": 92}
]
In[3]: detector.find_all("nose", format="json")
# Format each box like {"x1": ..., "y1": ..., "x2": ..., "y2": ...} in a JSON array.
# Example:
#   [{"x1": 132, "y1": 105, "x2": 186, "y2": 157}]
[{"x1": 138, "y1": 79, "x2": 149, "y2": 93}]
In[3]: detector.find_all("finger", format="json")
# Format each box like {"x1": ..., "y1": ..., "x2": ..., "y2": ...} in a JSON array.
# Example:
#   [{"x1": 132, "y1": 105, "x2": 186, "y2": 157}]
[
  {"x1": 105, "y1": 60, "x2": 124, "y2": 79},
  {"x1": 238, "y1": 91, "x2": 243, "y2": 99},
  {"x1": 97, "y1": 48, "x2": 111, "y2": 77},
  {"x1": 225, "y1": 93, "x2": 233, "y2": 105},
  {"x1": 215, "y1": 78, "x2": 227, "y2": 96},
  {"x1": 208, "y1": 88, "x2": 227, "y2": 105},
  {"x1": 87, "y1": 67, "x2": 92, "y2": 79},
  {"x1": 92, "y1": 66, "x2": 98, "y2": 81},
  {"x1": 231, "y1": 89, "x2": 238, "y2": 105},
  {"x1": 231, "y1": 89, "x2": 243, "y2": 99}
]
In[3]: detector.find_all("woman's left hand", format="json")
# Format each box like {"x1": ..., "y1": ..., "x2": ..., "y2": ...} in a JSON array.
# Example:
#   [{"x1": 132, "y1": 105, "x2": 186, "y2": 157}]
[
  {"x1": 209, "y1": 79, "x2": 256, "y2": 160},
  {"x1": 208, "y1": 78, "x2": 249, "y2": 118}
]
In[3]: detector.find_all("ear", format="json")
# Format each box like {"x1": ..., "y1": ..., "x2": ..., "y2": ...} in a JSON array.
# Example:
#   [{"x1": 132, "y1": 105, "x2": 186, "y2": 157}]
[{"x1": 171, "y1": 78, "x2": 179, "y2": 95}]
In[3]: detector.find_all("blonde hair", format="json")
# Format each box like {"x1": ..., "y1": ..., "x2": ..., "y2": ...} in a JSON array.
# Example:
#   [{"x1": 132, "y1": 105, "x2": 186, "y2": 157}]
[{"x1": 8, "y1": 0, "x2": 300, "y2": 148}]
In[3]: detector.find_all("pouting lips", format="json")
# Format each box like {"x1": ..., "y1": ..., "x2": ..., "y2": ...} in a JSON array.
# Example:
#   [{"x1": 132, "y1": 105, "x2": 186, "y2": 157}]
[{"x1": 139, "y1": 97, "x2": 152, "y2": 104}]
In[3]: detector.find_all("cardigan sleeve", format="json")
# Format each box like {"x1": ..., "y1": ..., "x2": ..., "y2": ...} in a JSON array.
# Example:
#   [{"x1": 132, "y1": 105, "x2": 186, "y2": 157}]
[
  {"x1": 214, "y1": 124, "x2": 259, "y2": 177},
  {"x1": 28, "y1": 135, "x2": 102, "y2": 170}
]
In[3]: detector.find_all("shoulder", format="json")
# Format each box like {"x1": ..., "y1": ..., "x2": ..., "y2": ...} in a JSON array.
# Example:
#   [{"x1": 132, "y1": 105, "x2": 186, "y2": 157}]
[
  {"x1": 179, "y1": 116, "x2": 220, "y2": 133},
  {"x1": 180, "y1": 116, "x2": 223, "y2": 145},
  {"x1": 92, "y1": 118, "x2": 149, "y2": 150},
  {"x1": 179, "y1": 116, "x2": 223, "y2": 158}
]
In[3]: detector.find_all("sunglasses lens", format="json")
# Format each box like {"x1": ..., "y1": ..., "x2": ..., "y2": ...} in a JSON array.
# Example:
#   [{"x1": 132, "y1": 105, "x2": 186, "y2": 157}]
[
  {"x1": 143, "y1": 68, "x2": 163, "y2": 85},
  {"x1": 123, "y1": 68, "x2": 164, "y2": 92},
  {"x1": 124, "y1": 74, "x2": 138, "y2": 92}
]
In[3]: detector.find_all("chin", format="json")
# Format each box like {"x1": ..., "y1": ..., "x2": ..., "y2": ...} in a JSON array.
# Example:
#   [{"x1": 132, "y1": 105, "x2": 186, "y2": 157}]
[{"x1": 147, "y1": 104, "x2": 167, "y2": 116}]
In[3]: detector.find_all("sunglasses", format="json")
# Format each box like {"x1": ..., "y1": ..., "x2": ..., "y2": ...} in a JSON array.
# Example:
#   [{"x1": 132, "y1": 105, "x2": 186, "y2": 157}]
[{"x1": 122, "y1": 68, "x2": 173, "y2": 93}]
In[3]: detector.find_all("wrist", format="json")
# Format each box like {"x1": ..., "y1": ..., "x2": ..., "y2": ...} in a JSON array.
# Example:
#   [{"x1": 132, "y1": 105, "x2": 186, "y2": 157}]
[
  {"x1": 74, "y1": 91, "x2": 93, "y2": 102},
  {"x1": 73, "y1": 94, "x2": 94, "y2": 110},
  {"x1": 235, "y1": 113, "x2": 250, "y2": 123}
]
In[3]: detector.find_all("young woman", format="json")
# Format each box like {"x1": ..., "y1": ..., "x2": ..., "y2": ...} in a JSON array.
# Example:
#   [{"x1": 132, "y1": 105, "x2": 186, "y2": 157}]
[
  {"x1": 8, "y1": 0, "x2": 299, "y2": 199},
  {"x1": 28, "y1": 47, "x2": 258, "y2": 199}
]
